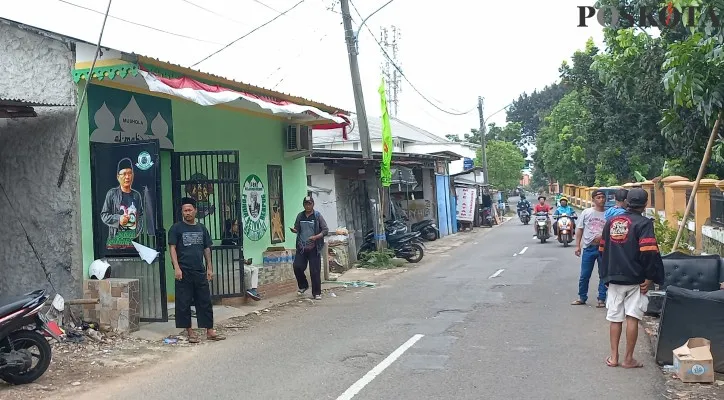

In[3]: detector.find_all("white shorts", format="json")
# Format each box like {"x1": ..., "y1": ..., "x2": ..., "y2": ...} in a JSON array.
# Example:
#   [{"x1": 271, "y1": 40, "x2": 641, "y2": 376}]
[{"x1": 605, "y1": 283, "x2": 649, "y2": 322}]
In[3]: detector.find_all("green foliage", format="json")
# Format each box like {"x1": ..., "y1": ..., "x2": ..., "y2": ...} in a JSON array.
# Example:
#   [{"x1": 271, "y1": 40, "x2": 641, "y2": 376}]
[
  {"x1": 653, "y1": 213, "x2": 691, "y2": 255},
  {"x1": 358, "y1": 249, "x2": 396, "y2": 269},
  {"x1": 445, "y1": 134, "x2": 461, "y2": 142},
  {"x1": 476, "y1": 140, "x2": 526, "y2": 191}
]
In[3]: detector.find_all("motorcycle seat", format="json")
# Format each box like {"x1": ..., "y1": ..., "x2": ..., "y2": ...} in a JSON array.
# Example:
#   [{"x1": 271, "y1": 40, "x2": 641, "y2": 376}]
[{"x1": 0, "y1": 295, "x2": 35, "y2": 318}]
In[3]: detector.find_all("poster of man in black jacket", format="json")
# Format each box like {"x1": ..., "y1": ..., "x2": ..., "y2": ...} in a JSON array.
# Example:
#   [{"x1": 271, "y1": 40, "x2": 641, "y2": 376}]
[{"x1": 599, "y1": 188, "x2": 664, "y2": 369}]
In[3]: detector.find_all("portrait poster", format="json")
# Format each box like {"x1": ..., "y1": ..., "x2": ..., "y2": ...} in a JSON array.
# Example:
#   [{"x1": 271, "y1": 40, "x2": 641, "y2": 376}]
[
  {"x1": 91, "y1": 140, "x2": 159, "y2": 257},
  {"x1": 242, "y1": 174, "x2": 267, "y2": 241},
  {"x1": 267, "y1": 165, "x2": 285, "y2": 244}
]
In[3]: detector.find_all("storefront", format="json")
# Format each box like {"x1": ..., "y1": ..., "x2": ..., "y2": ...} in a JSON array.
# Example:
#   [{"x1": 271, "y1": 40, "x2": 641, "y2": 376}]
[{"x1": 73, "y1": 50, "x2": 348, "y2": 321}]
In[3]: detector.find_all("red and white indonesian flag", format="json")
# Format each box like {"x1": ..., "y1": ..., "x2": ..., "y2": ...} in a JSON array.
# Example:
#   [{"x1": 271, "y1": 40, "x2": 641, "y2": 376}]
[{"x1": 138, "y1": 68, "x2": 347, "y2": 126}]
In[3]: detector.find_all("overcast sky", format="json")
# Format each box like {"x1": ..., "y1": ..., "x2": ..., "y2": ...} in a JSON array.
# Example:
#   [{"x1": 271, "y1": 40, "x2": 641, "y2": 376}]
[{"x1": 2, "y1": 0, "x2": 605, "y2": 138}]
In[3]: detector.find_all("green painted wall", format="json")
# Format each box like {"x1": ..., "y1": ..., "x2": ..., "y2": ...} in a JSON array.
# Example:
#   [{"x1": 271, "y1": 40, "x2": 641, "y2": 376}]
[{"x1": 78, "y1": 85, "x2": 307, "y2": 299}]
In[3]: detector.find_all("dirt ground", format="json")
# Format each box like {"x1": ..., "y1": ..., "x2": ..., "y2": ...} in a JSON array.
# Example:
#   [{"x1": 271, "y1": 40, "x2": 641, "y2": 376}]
[{"x1": 642, "y1": 316, "x2": 724, "y2": 400}]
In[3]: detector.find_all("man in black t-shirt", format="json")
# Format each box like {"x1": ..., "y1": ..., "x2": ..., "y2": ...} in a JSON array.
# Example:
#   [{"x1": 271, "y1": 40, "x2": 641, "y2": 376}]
[
  {"x1": 290, "y1": 196, "x2": 328, "y2": 300},
  {"x1": 168, "y1": 197, "x2": 225, "y2": 343}
]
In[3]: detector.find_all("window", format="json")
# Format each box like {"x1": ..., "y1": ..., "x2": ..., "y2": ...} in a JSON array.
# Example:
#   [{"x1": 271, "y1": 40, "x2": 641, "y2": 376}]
[{"x1": 267, "y1": 165, "x2": 285, "y2": 244}]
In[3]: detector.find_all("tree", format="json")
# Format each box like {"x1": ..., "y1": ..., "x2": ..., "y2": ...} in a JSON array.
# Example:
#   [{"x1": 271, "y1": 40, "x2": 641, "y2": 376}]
[
  {"x1": 476, "y1": 140, "x2": 526, "y2": 190},
  {"x1": 506, "y1": 83, "x2": 570, "y2": 145},
  {"x1": 445, "y1": 134, "x2": 461, "y2": 142}
]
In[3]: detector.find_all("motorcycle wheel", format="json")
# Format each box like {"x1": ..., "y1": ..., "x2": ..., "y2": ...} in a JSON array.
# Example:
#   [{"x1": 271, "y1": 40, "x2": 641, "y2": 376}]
[
  {"x1": 423, "y1": 229, "x2": 437, "y2": 241},
  {"x1": 404, "y1": 243, "x2": 424, "y2": 263},
  {"x1": 0, "y1": 330, "x2": 52, "y2": 385},
  {"x1": 563, "y1": 236, "x2": 569, "y2": 247}
]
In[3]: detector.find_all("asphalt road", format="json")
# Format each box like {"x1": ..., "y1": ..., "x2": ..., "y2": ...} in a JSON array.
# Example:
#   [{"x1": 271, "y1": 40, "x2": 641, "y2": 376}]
[{"x1": 73, "y1": 215, "x2": 665, "y2": 400}]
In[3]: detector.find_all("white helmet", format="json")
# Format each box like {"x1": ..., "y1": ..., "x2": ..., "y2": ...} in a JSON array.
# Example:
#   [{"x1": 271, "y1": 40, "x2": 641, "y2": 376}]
[{"x1": 89, "y1": 259, "x2": 111, "y2": 280}]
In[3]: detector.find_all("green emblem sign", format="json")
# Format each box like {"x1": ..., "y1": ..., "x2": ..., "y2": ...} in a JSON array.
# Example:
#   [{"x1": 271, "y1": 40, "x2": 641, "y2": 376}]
[{"x1": 242, "y1": 174, "x2": 267, "y2": 241}]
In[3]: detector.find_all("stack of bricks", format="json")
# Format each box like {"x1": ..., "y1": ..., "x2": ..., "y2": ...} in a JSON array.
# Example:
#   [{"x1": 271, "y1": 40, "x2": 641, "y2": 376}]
[
  {"x1": 83, "y1": 278, "x2": 141, "y2": 333},
  {"x1": 257, "y1": 248, "x2": 298, "y2": 298}
]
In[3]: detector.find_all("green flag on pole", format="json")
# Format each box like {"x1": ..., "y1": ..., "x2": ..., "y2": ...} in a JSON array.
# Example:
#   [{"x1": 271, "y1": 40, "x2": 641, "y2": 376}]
[{"x1": 379, "y1": 77, "x2": 393, "y2": 187}]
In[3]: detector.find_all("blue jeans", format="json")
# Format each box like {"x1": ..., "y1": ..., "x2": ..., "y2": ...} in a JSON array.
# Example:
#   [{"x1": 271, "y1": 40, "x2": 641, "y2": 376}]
[{"x1": 578, "y1": 245, "x2": 607, "y2": 303}]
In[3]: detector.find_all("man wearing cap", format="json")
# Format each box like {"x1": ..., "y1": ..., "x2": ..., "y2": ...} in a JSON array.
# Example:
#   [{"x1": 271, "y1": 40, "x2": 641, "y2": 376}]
[
  {"x1": 533, "y1": 195, "x2": 552, "y2": 236},
  {"x1": 290, "y1": 196, "x2": 329, "y2": 300},
  {"x1": 599, "y1": 188, "x2": 664, "y2": 368},
  {"x1": 168, "y1": 197, "x2": 225, "y2": 343},
  {"x1": 100, "y1": 158, "x2": 146, "y2": 249},
  {"x1": 572, "y1": 189, "x2": 608, "y2": 307}
]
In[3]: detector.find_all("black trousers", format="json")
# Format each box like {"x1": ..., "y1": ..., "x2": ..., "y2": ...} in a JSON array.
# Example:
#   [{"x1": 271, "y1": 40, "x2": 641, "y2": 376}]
[
  {"x1": 175, "y1": 269, "x2": 214, "y2": 329},
  {"x1": 293, "y1": 247, "x2": 321, "y2": 296}
]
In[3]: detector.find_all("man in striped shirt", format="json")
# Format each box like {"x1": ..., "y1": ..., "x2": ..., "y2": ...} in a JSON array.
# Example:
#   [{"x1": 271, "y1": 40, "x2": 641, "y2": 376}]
[{"x1": 599, "y1": 188, "x2": 664, "y2": 369}]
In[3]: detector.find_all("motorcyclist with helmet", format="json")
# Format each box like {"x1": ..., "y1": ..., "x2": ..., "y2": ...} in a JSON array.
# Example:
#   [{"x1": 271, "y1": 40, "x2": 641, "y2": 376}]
[
  {"x1": 517, "y1": 194, "x2": 532, "y2": 219},
  {"x1": 533, "y1": 195, "x2": 553, "y2": 236},
  {"x1": 553, "y1": 196, "x2": 577, "y2": 235}
]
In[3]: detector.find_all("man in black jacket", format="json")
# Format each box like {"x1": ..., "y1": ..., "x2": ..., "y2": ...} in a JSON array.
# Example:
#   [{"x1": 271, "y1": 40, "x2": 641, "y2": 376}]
[{"x1": 599, "y1": 188, "x2": 664, "y2": 369}]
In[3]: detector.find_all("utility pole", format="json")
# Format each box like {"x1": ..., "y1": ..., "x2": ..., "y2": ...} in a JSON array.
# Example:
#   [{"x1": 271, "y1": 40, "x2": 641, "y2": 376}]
[
  {"x1": 478, "y1": 96, "x2": 489, "y2": 186},
  {"x1": 340, "y1": 0, "x2": 372, "y2": 159},
  {"x1": 340, "y1": 0, "x2": 385, "y2": 250}
]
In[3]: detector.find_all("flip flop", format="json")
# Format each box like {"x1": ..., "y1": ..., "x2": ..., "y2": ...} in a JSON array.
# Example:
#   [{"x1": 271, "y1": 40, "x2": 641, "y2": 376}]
[
  {"x1": 187, "y1": 335, "x2": 200, "y2": 344},
  {"x1": 207, "y1": 334, "x2": 226, "y2": 341},
  {"x1": 606, "y1": 356, "x2": 618, "y2": 367},
  {"x1": 622, "y1": 360, "x2": 644, "y2": 369},
  {"x1": 597, "y1": 301, "x2": 606, "y2": 308},
  {"x1": 571, "y1": 299, "x2": 586, "y2": 305}
]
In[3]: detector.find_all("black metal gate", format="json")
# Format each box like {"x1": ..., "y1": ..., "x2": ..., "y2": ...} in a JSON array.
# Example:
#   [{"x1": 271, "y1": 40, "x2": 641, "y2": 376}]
[{"x1": 171, "y1": 151, "x2": 245, "y2": 300}]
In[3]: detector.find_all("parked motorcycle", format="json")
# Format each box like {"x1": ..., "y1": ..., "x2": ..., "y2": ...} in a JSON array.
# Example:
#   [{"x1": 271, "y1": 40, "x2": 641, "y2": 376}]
[
  {"x1": 554, "y1": 214, "x2": 577, "y2": 247},
  {"x1": 358, "y1": 224, "x2": 425, "y2": 263},
  {"x1": 519, "y1": 209, "x2": 531, "y2": 225},
  {"x1": 1, "y1": 289, "x2": 61, "y2": 385},
  {"x1": 481, "y1": 207, "x2": 494, "y2": 227},
  {"x1": 410, "y1": 219, "x2": 438, "y2": 241},
  {"x1": 535, "y1": 212, "x2": 550, "y2": 243}
]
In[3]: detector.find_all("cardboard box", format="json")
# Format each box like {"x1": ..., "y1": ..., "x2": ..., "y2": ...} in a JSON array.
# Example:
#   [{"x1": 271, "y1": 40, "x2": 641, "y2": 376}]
[{"x1": 673, "y1": 338, "x2": 715, "y2": 383}]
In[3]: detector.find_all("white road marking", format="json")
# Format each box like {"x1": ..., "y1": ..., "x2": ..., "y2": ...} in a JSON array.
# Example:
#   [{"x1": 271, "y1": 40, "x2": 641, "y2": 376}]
[
  {"x1": 336, "y1": 334, "x2": 425, "y2": 400},
  {"x1": 519, "y1": 247, "x2": 528, "y2": 255},
  {"x1": 489, "y1": 269, "x2": 505, "y2": 279}
]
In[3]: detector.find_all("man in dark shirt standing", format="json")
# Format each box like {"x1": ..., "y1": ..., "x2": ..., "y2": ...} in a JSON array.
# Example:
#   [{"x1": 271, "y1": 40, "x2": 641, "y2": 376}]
[
  {"x1": 599, "y1": 188, "x2": 664, "y2": 368},
  {"x1": 290, "y1": 196, "x2": 329, "y2": 300},
  {"x1": 169, "y1": 197, "x2": 225, "y2": 343}
]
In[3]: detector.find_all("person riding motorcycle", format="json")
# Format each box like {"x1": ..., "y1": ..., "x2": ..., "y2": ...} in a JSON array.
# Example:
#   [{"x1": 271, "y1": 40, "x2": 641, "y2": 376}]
[
  {"x1": 533, "y1": 195, "x2": 552, "y2": 236},
  {"x1": 553, "y1": 197, "x2": 577, "y2": 235},
  {"x1": 517, "y1": 195, "x2": 532, "y2": 218}
]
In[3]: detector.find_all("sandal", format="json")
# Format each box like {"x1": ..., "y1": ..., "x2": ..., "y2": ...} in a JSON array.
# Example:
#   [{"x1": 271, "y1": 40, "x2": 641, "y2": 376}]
[
  {"x1": 571, "y1": 299, "x2": 586, "y2": 305},
  {"x1": 187, "y1": 335, "x2": 200, "y2": 344},
  {"x1": 622, "y1": 360, "x2": 644, "y2": 369},
  {"x1": 597, "y1": 301, "x2": 606, "y2": 308},
  {"x1": 207, "y1": 334, "x2": 226, "y2": 341},
  {"x1": 606, "y1": 356, "x2": 618, "y2": 367}
]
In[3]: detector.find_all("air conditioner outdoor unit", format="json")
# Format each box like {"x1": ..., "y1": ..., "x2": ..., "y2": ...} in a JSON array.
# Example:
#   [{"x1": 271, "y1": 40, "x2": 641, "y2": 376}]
[{"x1": 285, "y1": 124, "x2": 313, "y2": 159}]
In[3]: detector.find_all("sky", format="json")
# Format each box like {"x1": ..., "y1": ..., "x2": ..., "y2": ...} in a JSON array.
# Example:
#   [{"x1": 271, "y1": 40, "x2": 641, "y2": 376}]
[{"x1": 1, "y1": 0, "x2": 605, "y2": 139}]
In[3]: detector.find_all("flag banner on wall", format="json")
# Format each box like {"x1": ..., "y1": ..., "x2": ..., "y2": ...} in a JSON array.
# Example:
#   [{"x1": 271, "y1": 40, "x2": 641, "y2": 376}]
[
  {"x1": 137, "y1": 67, "x2": 347, "y2": 125},
  {"x1": 379, "y1": 77, "x2": 393, "y2": 187}
]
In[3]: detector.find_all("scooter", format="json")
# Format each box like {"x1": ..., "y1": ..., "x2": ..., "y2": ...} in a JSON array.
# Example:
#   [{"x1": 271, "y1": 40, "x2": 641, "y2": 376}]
[
  {"x1": 1, "y1": 289, "x2": 62, "y2": 385},
  {"x1": 481, "y1": 207, "x2": 494, "y2": 227},
  {"x1": 535, "y1": 212, "x2": 550, "y2": 243},
  {"x1": 519, "y1": 209, "x2": 531, "y2": 225},
  {"x1": 554, "y1": 214, "x2": 577, "y2": 247},
  {"x1": 411, "y1": 219, "x2": 439, "y2": 241},
  {"x1": 358, "y1": 225, "x2": 425, "y2": 263}
]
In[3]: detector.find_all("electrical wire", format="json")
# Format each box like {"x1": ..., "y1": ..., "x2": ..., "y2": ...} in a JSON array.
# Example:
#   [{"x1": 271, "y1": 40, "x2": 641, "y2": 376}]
[
  {"x1": 252, "y1": 0, "x2": 282, "y2": 13},
  {"x1": 57, "y1": 0, "x2": 112, "y2": 188},
  {"x1": 349, "y1": 0, "x2": 476, "y2": 116},
  {"x1": 0, "y1": 181, "x2": 57, "y2": 293},
  {"x1": 57, "y1": 0, "x2": 222, "y2": 45},
  {"x1": 179, "y1": 0, "x2": 248, "y2": 26},
  {"x1": 269, "y1": 32, "x2": 331, "y2": 89},
  {"x1": 190, "y1": 0, "x2": 308, "y2": 68}
]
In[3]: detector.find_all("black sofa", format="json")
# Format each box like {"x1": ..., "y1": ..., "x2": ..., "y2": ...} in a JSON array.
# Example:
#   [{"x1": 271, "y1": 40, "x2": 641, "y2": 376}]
[{"x1": 646, "y1": 252, "x2": 724, "y2": 315}]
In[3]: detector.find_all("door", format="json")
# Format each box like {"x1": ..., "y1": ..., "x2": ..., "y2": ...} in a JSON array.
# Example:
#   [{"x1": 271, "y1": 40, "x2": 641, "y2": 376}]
[
  {"x1": 171, "y1": 151, "x2": 245, "y2": 300},
  {"x1": 90, "y1": 140, "x2": 167, "y2": 322}
]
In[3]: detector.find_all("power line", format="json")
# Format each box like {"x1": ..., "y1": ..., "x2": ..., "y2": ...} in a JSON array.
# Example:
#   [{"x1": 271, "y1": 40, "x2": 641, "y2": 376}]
[
  {"x1": 57, "y1": 0, "x2": 222, "y2": 45},
  {"x1": 190, "y1": 0, "x2": 308, "y2": 68},
  {"x1": 269, "y1": 32, "x2": 332, "y2": 89},
  {"x1": 252, "y1": 0, "x2": 282, "y2": 13},
  {"x1": 179, "y1": 0, "x2": 247, "y2": 26},
  {"x1": 349, "y1": 0, "x2": 475, "y2": 116},
  {"x1": 58, "y1": 0, "x2": 113, "y2": 188}
]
